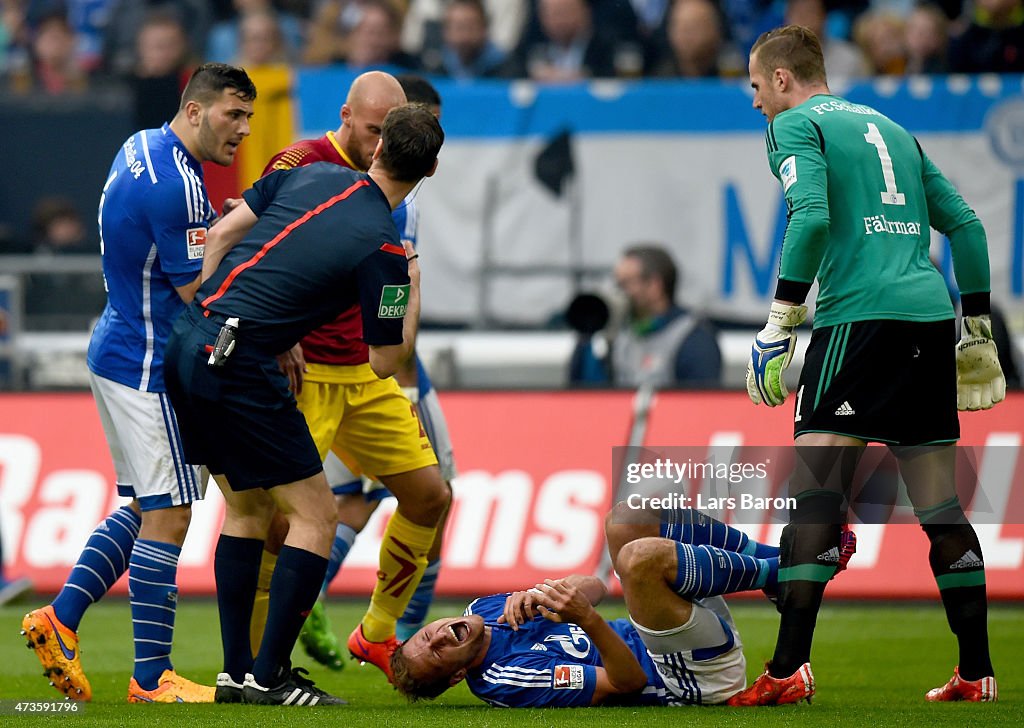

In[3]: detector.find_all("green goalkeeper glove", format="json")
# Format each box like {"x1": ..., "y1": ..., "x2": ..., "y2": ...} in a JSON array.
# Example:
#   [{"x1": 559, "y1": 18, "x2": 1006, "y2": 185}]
[
  {"x1": 746, "y1": 301, "x2": 808, "y2": 407},
  {"x1": 956, "y1": 315, "x2": 1006, "y2": 411}
]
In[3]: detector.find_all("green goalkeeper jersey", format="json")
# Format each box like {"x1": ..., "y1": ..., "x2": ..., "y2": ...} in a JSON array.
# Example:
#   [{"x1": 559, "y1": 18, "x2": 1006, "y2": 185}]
[{"x1": 766, "y1": 94, "x2": 990, "y2": 328}]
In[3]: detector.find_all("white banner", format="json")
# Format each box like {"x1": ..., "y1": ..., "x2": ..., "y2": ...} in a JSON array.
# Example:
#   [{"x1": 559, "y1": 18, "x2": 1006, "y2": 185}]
[{"x1": 294, "y1": 73, "x2": 1024, "y2": 327}]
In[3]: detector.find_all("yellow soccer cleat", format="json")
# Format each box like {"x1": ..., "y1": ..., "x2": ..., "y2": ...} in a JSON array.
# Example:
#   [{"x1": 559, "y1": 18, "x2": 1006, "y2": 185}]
[
  {"x1": 127, "y1": 670, "x2": 216, "y2": 703},
  {"x1": 21, "y1": 605, "x2": 92, "y2": 701}
]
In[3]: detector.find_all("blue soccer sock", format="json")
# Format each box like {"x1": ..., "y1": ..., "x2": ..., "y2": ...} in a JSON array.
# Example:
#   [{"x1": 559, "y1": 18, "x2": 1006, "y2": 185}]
[
  {"x1": 321, "y1": 523, "x2": 358, "y2": 596},
  {"x1": 214, "y1": 535, "x2": 264, "y2": 683},
  {"x1": 396, "y1": 558, "x2": 441, "y2": 641},
  {"x1": 129, "y1": 539, "x2": 181, "y2": 690},
  {"x1": 253, "y1": 545, "x2": 327, "y2": 687},
  {"x1": 660, "y1": 508, "x2": 779, "y2": 558},
  {"x1": 52, "y1": 505, "x2": 141, "y2": 632},
  {"x1": 673, "y1": 543, "x2": 777, "y2": 599}
]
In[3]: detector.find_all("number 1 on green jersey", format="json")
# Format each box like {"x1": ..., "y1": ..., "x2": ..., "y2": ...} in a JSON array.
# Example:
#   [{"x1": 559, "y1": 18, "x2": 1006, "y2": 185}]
[{"x1": 864, "y1": 122, "x2": 906, "y2": 206}]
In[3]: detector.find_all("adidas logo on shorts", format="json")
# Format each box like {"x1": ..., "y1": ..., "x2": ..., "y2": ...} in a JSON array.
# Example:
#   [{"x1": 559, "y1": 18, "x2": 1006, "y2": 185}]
[
  {"x1": 835, "y1": 401, "x2": 856, "y2": 416},
  {"x1": 817, "y1": 546, "x2": 841, "y2": 563}
]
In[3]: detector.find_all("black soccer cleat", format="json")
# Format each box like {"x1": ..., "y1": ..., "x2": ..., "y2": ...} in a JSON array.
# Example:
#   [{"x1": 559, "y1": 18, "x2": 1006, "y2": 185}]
[
  {"x1": 215, "y1": 672, "x2": 244, "y2": 704},
  {"x1": 242, "y1": 667, "x2": 347, "y2": 706}
]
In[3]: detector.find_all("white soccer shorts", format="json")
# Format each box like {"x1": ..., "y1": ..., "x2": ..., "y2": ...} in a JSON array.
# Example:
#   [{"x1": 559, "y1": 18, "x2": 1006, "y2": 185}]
[
  {"x1": 630, "y1": 596, "x2": 747, "y2": 705},
  {"x1": 89, "y1": 372, "x2": 205, "y2": 511},
  {"x1": 324, "y1": 450, "x2": 363, "y2": 495},
  {"x1": 415, "y1": 388, "x2": 457, "y2": 482}
]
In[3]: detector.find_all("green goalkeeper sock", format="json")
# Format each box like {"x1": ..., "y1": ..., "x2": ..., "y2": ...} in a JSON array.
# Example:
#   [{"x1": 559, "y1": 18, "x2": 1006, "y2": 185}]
[{"x1": 919, "y1": 501, "x2": 993, "y2": 681}]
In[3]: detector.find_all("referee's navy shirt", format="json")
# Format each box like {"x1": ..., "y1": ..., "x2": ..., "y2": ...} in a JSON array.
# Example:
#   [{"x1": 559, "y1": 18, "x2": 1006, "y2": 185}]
[{"x1": 196, "y1": 163, "x2": 409, "y2": 355}]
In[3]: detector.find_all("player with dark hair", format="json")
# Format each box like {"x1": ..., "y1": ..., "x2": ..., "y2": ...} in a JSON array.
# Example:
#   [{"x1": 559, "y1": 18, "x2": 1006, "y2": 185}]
[
  {"x1": 390, "y1": 505, "x2": 855, "y2": 707},
  {"x1": 298, "y1": 74, "x2": 460, "y2": 669},
  {"x1": 374, "y1": 73, "x2": 457, "y2": 643},
  {"x1": 164, "y1": 103, "x2": 444, "y2": 707},
  {"x1": 243, "y1": 71, "x2": 411, "y2": 670},
  {"x1": 22, "y1": 63, "x2": 256, "y2": 703},
  {"x1": 737, "y1": 24, "x2": 1002, "y2": 705},
  {"x1": 395, "y1": 74, "x2": 442, "y2": 111},
  {"x1": 244, "y1": 72, "x2": 453, "y2": 679}
]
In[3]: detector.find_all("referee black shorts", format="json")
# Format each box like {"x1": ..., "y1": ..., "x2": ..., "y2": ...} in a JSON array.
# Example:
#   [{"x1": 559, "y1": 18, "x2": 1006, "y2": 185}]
[
  {"x1": 165, "y1": 305, "x2": 324, "y2": 490},
  {"x1": 793, "y1": 318, "x2": 959, "y2": 446}
]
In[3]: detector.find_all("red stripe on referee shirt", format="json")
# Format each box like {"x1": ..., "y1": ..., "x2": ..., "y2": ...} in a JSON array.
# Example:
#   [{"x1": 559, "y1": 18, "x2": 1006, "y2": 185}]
[
  {"x1": 380, "y1": 242, "x2": 405, "y2": 256},
  {"x1": 202, "y1": 179, "x2": 370, "y2": 309}
]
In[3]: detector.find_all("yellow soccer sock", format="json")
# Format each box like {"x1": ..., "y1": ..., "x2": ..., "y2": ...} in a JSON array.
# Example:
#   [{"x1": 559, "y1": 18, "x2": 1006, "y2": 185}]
[
  {"x1": 249, "y1": 549, "x2": 277, "y2": 654},
  {"x1": 362, "y1": 510, "x2": 436, "y2": 642}
]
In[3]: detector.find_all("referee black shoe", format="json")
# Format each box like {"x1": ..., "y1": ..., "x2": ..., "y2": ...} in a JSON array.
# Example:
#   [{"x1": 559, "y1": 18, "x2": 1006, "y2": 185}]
[
  {"x1": 214, "y1": 672, "x2": 244, "y2": 703},
  {"x1": 242, "y1": 667, "x2": 347, "y2": 706}
]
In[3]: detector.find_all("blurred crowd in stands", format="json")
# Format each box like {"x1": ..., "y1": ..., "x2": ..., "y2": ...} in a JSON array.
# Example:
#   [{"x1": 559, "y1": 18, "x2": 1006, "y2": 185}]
[
  {"x1": 1, "y1": 0, "x2": 1023, "y2": 340},
  {"x1": 1, "y1": 0, "x2": 1023, "y2": 99}
]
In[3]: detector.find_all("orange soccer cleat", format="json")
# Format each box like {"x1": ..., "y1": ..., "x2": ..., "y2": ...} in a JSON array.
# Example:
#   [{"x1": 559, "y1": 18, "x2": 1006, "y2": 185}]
[
  {"x1": 727, "y1": 662, "x2": 815, "y2": 706},
  {"x1": 347, "y1": 624, "x2": 400, "y2": 681},
  {"x1": 21, "y1": 605, "x2": 92, "y2": 701},
  {"x1": 926, "y1": 667, "x2": 997, "y2": 702},
  {"x1": 126, "y1": 670, "x2": 216, "y2": 703}
]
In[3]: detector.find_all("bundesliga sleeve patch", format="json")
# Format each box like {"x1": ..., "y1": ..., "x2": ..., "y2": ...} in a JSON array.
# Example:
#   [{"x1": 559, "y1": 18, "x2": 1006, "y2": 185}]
[
  {"x1": 553, "y1": 664, "x2": 585, "y2": 690},
  {"x1": 779, "y1": 155, "x2": 797, "y2": 192},
  {"x1": 186, "y1": 227, "x2": 207, "y2": 260},
  {"x1": 378, "y1": 284, "x2": 410, "y2": 318}
]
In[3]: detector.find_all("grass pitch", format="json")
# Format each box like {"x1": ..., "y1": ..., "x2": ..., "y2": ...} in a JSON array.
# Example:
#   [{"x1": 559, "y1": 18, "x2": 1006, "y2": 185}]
[{"x1": 1, "y1": 597, "x2": 1021, "y2": 727}]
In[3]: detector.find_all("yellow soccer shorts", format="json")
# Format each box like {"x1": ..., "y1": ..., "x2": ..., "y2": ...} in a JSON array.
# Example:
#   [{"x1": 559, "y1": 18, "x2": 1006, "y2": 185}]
[{"x1": 296, "y1": 362, "x2": 437, "y2": 479}]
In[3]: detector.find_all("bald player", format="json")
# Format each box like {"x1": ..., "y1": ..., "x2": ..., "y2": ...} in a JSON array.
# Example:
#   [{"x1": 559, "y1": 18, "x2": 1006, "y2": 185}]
[{"x1": 245, "y1": 71, "x2": 450, "y2": 682}]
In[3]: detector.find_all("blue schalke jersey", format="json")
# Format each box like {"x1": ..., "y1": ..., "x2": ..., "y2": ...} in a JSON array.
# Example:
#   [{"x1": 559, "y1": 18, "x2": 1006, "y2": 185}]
[
  {"x1": 88, "y1": 124, "x2": 211, "y2": 392},
  {"x1": 392, "y1": 192, "x2": 419, "y2": 249},
  {"x1": 393, "y1": 193, "x2": 435, "y2": 399},
  {"x1": 463, "y1": 594, "x2": 675, "y2": 708}
]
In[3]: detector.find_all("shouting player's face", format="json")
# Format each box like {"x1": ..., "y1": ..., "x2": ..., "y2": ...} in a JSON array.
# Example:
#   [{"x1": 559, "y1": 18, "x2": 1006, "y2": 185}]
[
  {"x1": 748, "y1": 52, "x2": 785, "y2": 122},
  {"x1": 197, "y1": 88, "x2": 254, "y2": 166},
  {"x1": 401, "y1": 615, "x2": 487, "y2": 685}
]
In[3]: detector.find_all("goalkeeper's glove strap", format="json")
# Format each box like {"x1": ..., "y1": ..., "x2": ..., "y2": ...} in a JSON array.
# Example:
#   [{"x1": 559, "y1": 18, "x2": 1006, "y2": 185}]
[
  {"x1": 774, "y1": 278, "x2": 812, "y2": 306},
  {"x1": 960, "y1": 292, "x2": 991, "y2": 317}
]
